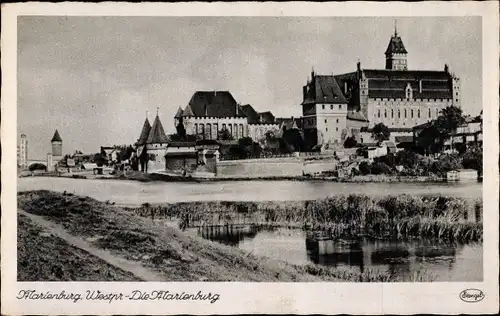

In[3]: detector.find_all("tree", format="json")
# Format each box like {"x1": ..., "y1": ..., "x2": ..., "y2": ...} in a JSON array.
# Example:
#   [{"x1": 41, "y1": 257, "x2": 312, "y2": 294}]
[
  {"x1": 371, "y1": 123, "x2": 390, "y2": 144},
  {"x1": 344, "y1": 136, "x2": 358, "y2": 148},
  {"x1": 283, "y1": 128, "x2": 304, "y2": 152},
  {"x1": 93, "y1": 153, "x2": 108, "y2": 167},
  {"x1": 435, "y1": 106, "x2": 466, "y2": 135},
  {"x1": 29, "y1": 163, "x2": 47, "y2": 172},
  {"x1": 217, "y1": 128, "x2": 234, "y2": 140},
  {"x1": 176, "y1": 117, "x2": 187, "y2": 140},
  {"x1": 358, "y1": 161, "x2": 371, "y2": 175}
]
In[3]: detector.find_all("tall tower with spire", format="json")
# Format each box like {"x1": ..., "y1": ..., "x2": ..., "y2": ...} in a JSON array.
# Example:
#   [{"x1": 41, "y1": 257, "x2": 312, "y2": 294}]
[
  {"x1": 51, "y1": 129, "x2": 63, "y2": 157},
  {"x1": 385, "y1": 22, "x2": 408, "y2": 71}
]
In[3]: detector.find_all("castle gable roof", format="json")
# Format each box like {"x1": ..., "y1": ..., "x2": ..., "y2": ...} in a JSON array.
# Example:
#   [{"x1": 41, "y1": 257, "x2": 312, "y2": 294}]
[
  {"x1": 303, "y1": 75, "x2": 348, "y2": 104},
  {"x1": 174, "y1": 107, "x2": 184, "y2": 118},
  {"x1": 385, "y1": 34, "x2": 408, "y2": 55},
  {"x1": 146, "y1": 115, "x2": 169, "y2": 144},
  {"x1": 187, "y1": 91, "x2": 245, "y2": 118},
  {"x1": 51, "y1": 129, "x2": 62, "y2": 142},
  {"x1": 258, "y1": 111, "x2": 275, "y2": 123},
  {"x1": 363, "y1": 69, "x2": 453, "y2": 99},
  {"x1": 137, "y1": 118, "x2": 151, "y2": 145},
  {"x1": 240, "y1": 104, "x2": 259, "y2": 123}
]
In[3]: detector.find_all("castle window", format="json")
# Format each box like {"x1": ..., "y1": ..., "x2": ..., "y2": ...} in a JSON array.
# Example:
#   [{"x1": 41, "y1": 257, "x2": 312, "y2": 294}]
[
  {"x1": 339, "y1": 104, "x2": 342, "y2": 110},
  {"x1": 336, "y1": 127, "x2": 339, "y2": 132},
  {"x1": 398, "y1": 109, "x2": 401, "y2": 118},
  {"x1": 214, "y1": 123, "x2": 218, "y2": 133},
  {"x1": 391, "y1": 109, "x2": 394, "y2": 118},
  {"x1": 322, "y1": 104, "x2": 325, "y2": 110},
  {"x1": 239, "y1": 124, "x2": 244, "y2": 138},
  {"x1": 428, "y1": 108, "x2": 431, "y2": 118},
  {"x1": 330, "y1": 105, "x2": 333, "y2": 110},
  {"x1": 404, "y1": 109, "x2": 407, "y2": 118},
  {"x1": 326, "y1": 128, "x2": 328, "y2": 132},
  {"x1": 411, "y1": 109, "x2": 414, "y2": 118},
  {"x1": 234, "y1": 124, "x2": 239, "y2": 139},
  {"x1": 336, "y1": 119, "x2": 339, "y2": 123},
  {"x1": 377, "y1": 109, "x2": 381, "y2": 118},
  {"x1": 194, "y1": 123, "x2": 198, "y2": 134},
  {"x1": 325, "y1": 119, "x2": 327, "y2": 123},
  {"x1": 222, "y1": 123, "x2": 226, "y2": 131},
  {"x1": 384, "y1": 110, "x2": 387, "y2": 118},
  {"x1": 436, "y1": 109, "x2": 439, "y2": 117},
  {"x1": 207, "y1": 124, "x2": 212, "y2": 140},
  {"x1": 455, "y1": 99, "x2": 458, "y2": 102},
  {"x1": 418, "y1": 109, "x2": 421, "y2": 118},
  {"x1": 229, "y1": 124, "x2": 233, "y2": 136},
  {"x1": 200, "y1": 124, "x2": 205, "y2": 139}
]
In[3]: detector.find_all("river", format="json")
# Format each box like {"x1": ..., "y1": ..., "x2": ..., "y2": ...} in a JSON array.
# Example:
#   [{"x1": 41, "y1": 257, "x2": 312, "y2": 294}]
[
  {"x1": 18, "y1": 176, "x2": 482, "y2": 281},
  {"x1": 17, "y1": 177, "x2": 482, "y2": 204},
  {"x1": 191, "y1": 226, "x2": 482, "y2": 282}
]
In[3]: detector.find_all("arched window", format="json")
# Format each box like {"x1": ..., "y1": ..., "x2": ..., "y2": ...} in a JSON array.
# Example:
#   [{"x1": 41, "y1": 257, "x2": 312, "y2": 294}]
[
  {"x1": 428, "y1": 108, "x2": 431, "y2": 118},
  {"x1": 377, "y1": 109, "x2": 381, "y2": 118},
  {"x1": 391, "y1": 109, "x2": 394, "y2": 118},
  {"x1": 206, "y1": 123, "x2": 212, "y2": 140},
  {"x1": 239, "y1": 124, "x2": 244, "y2": 137},
  {"x1": 398, "y1": 109, "x2": 401, "y2": 118},
  {"x1": 411, "y1": 109, "x2": 414, "y2": 118},
  {"x1": 234, "y1": 124, "x2": 239, "y2": 139},
  {"x1": 404, "y1": 109, "x2": 407, "y2": 118},
  {"x1": 436, "y1": 109, "x2": 439, "y2": 117},
  {"x1": 229, "y1": 124, "x2": 233, "y2": 136},
  {"x1": 417, "y1": 109, "x2": 421, "y2": 118},
  {"x1": 384, "y1": 109, "x2": 387, "y2": 118},
  {"x1": 194, "y1": 123, "x2": 198, "y2": 134},
  {"x1": 200, "y1": 124, "x2": 204, "y2": 139}
]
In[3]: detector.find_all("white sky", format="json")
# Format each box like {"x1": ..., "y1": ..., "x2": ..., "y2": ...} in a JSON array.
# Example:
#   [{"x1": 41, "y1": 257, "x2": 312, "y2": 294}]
[{"x1": 17, "y1": 16, "x2": 482, "y2": 159}]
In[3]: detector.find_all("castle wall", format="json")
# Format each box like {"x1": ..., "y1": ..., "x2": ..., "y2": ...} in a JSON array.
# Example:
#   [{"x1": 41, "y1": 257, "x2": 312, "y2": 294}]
[
  {"x1": 181, "y1": 117, "x2": 248, "y2": 140},
  {"x1": 367, "y1": 97, "x2": 452, "y2": 128},
  {"x1": 303, "y1": 103, "x2": 348, "y2": 147},
  {"x1": 248, "y1": 123, "x2": 280, "y2": 142}
]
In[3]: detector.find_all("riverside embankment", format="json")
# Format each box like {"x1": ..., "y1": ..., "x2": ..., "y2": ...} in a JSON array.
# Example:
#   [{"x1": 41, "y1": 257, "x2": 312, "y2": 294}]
[{"x1": 19, "y1": 190, "x2": 424, "y2": 282}]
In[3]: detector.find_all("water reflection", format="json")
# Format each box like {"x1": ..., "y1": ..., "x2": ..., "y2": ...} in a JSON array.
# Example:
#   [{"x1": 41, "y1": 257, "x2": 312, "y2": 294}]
[{"x1": 191, "y1": 226, "x2": 481, "y2": 281}]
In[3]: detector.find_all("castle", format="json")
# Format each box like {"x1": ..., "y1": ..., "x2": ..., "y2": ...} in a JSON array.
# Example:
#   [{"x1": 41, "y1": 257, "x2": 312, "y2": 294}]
[{"x1": 302, "y1": 28, "x2": 461, "y2": 148}]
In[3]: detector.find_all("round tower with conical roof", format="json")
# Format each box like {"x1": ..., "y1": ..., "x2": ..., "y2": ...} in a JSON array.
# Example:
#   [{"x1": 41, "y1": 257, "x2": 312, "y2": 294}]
[{"x1": 51, "y1": 129, "x2": 63, "y2": 158}]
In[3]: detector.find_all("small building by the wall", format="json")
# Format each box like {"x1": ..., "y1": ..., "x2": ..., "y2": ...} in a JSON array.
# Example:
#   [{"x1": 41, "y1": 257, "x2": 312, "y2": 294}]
[{"x1": 446, "y1": 169, "x2": 478, "y2": 182}]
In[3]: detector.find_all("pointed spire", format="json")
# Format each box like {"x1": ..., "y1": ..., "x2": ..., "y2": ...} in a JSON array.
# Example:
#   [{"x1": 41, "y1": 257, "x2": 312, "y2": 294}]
[
  {"x1": 51, "y1": 129, "x2": 62, "y2": 142},
  {"x1": 394, "y1": 19, "x2": 398, "y2": 36},
  {"x1": 174, "y1": 106, "x2": 184, "y2": 118},
  {"x1": 183, "y1": 104, "x2": 194, "y2": 117},
  {"x1": 137, "y1": 117, "x2": 151, "y2": 145},
  {"x1": 146, "y1": 114, "x2": 169, "y2": 144}
]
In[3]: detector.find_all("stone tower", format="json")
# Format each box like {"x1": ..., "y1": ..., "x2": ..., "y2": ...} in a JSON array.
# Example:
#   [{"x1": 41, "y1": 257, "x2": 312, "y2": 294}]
[
  {"x1": 385, "y1": 24, "x2": 408, "y2": 71},
  {"x1": 18, "y1": 134, "x2": 28, "y2": 168},
  {"x1": 51, "y1": 129, "x2": 63, "y2": 157}
]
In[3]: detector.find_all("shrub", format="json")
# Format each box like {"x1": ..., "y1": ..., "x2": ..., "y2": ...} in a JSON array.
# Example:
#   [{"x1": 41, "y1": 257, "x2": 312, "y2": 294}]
[
  {"x1": 28, "y1": 163, "x2": 47, "y2": 172},
  {"x1": 344, "y1": 136, "x2": 358, "y2": 148},
  {"x1": 358, "y1": 161, "x2": 371, "y2": 175}
]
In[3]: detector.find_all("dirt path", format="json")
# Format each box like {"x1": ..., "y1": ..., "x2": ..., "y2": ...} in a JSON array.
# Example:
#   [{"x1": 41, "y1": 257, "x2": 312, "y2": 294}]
[{"x1": 18, "y1": 209, "x2": 164, "y2": 281}]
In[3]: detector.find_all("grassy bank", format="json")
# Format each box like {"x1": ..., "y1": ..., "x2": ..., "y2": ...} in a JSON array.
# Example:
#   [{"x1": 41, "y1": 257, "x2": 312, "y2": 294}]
[
  {"x1": 17, "y1": 213, "x2": 141, "y2": 281},
  {"x1": 130, "y1": 194, "x2": 482, "y2": 243},
  {"x1": 18, "y1": 190, "x2": 434, "y2": 281}
]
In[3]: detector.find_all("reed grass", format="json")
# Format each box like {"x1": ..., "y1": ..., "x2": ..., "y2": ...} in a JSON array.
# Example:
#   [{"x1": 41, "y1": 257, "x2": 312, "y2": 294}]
[{"x1": 127, "y1": 194, "x2": 482, "y2": 243}]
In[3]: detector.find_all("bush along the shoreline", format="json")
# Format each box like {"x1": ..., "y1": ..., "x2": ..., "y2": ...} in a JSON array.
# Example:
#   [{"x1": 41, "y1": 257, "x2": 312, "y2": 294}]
[{"x1": 129, "y1": 194, "x2": 482, "y2": 243}]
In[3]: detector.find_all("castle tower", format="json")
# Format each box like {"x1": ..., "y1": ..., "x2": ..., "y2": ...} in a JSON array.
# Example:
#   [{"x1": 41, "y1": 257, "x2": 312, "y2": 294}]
[
  {"x1": 51, "y1": 129, "x2": 63, "y2": 157},
  {"x1": 385, "y1": 23, "x2": 408, "y2": 71},
  {"x1": 18, "y1": 134, "x2": 28, "y2": 168}
]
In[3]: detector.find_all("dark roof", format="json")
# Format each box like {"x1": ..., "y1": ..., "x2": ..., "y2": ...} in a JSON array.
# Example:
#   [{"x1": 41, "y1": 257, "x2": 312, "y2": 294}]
[
  {"x1": 196, "y1": 139, "x2": 220, "y2": 146},
  {"x1": 303, "y1": 75, "x2": 348, "y2": 104},
  {"x1": 137, "y1": 118, "x2": 151, "y2": 145},
  {"x1": 186, "y1": 91, "x2": 246, "y2": 118},
  {"x1": 362, "y1": 69, "x2": 453, "y2": 100},
  {"x1": 385, "y1": 33, "x2": 408, "y2": 55},
  {"x1": 51, "y1": 129, "x2": 62, "y2": 142},
  {"x1": 146, "y1": 115, "x2": 169, "y2": 144},
  {"x1": 412, "y1": 121, "x2": 434, "y2": 130},
  {"x1": 258, "y1": 111, "x2": 275, "y2": 123},
  {"x1": 165, "y1": 152, "x2": 198, "y2": 157},
  {"x1": 168, "y1": 141, "x2": 196, "y2": 148},
  {"x1": 276, "y1": 117, "x2": 303, "y2": 130},
  {"x1": 347, "y1": 111, "x2": 369, "y2": 122},
  {"x1": 240, "y1": 104, "x2": 259, "y2": 123},
  {"x1": 361, "y1": 127, "x2": 413, "y2": 133},
  {"x1": 395, "y1": 136, "x2": 414, "y2": 143}
]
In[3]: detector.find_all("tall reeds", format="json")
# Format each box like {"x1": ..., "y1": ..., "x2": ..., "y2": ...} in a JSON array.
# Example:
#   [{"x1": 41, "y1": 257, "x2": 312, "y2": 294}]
[{"x1": 128, "y1": 194, "x2": 482, "y2": 243}]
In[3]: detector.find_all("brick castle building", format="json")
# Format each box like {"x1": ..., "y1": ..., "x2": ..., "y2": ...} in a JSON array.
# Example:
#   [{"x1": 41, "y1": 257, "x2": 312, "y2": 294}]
[{"x1": 302, "y1": 28, "x2": 461, "y2": 147}]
